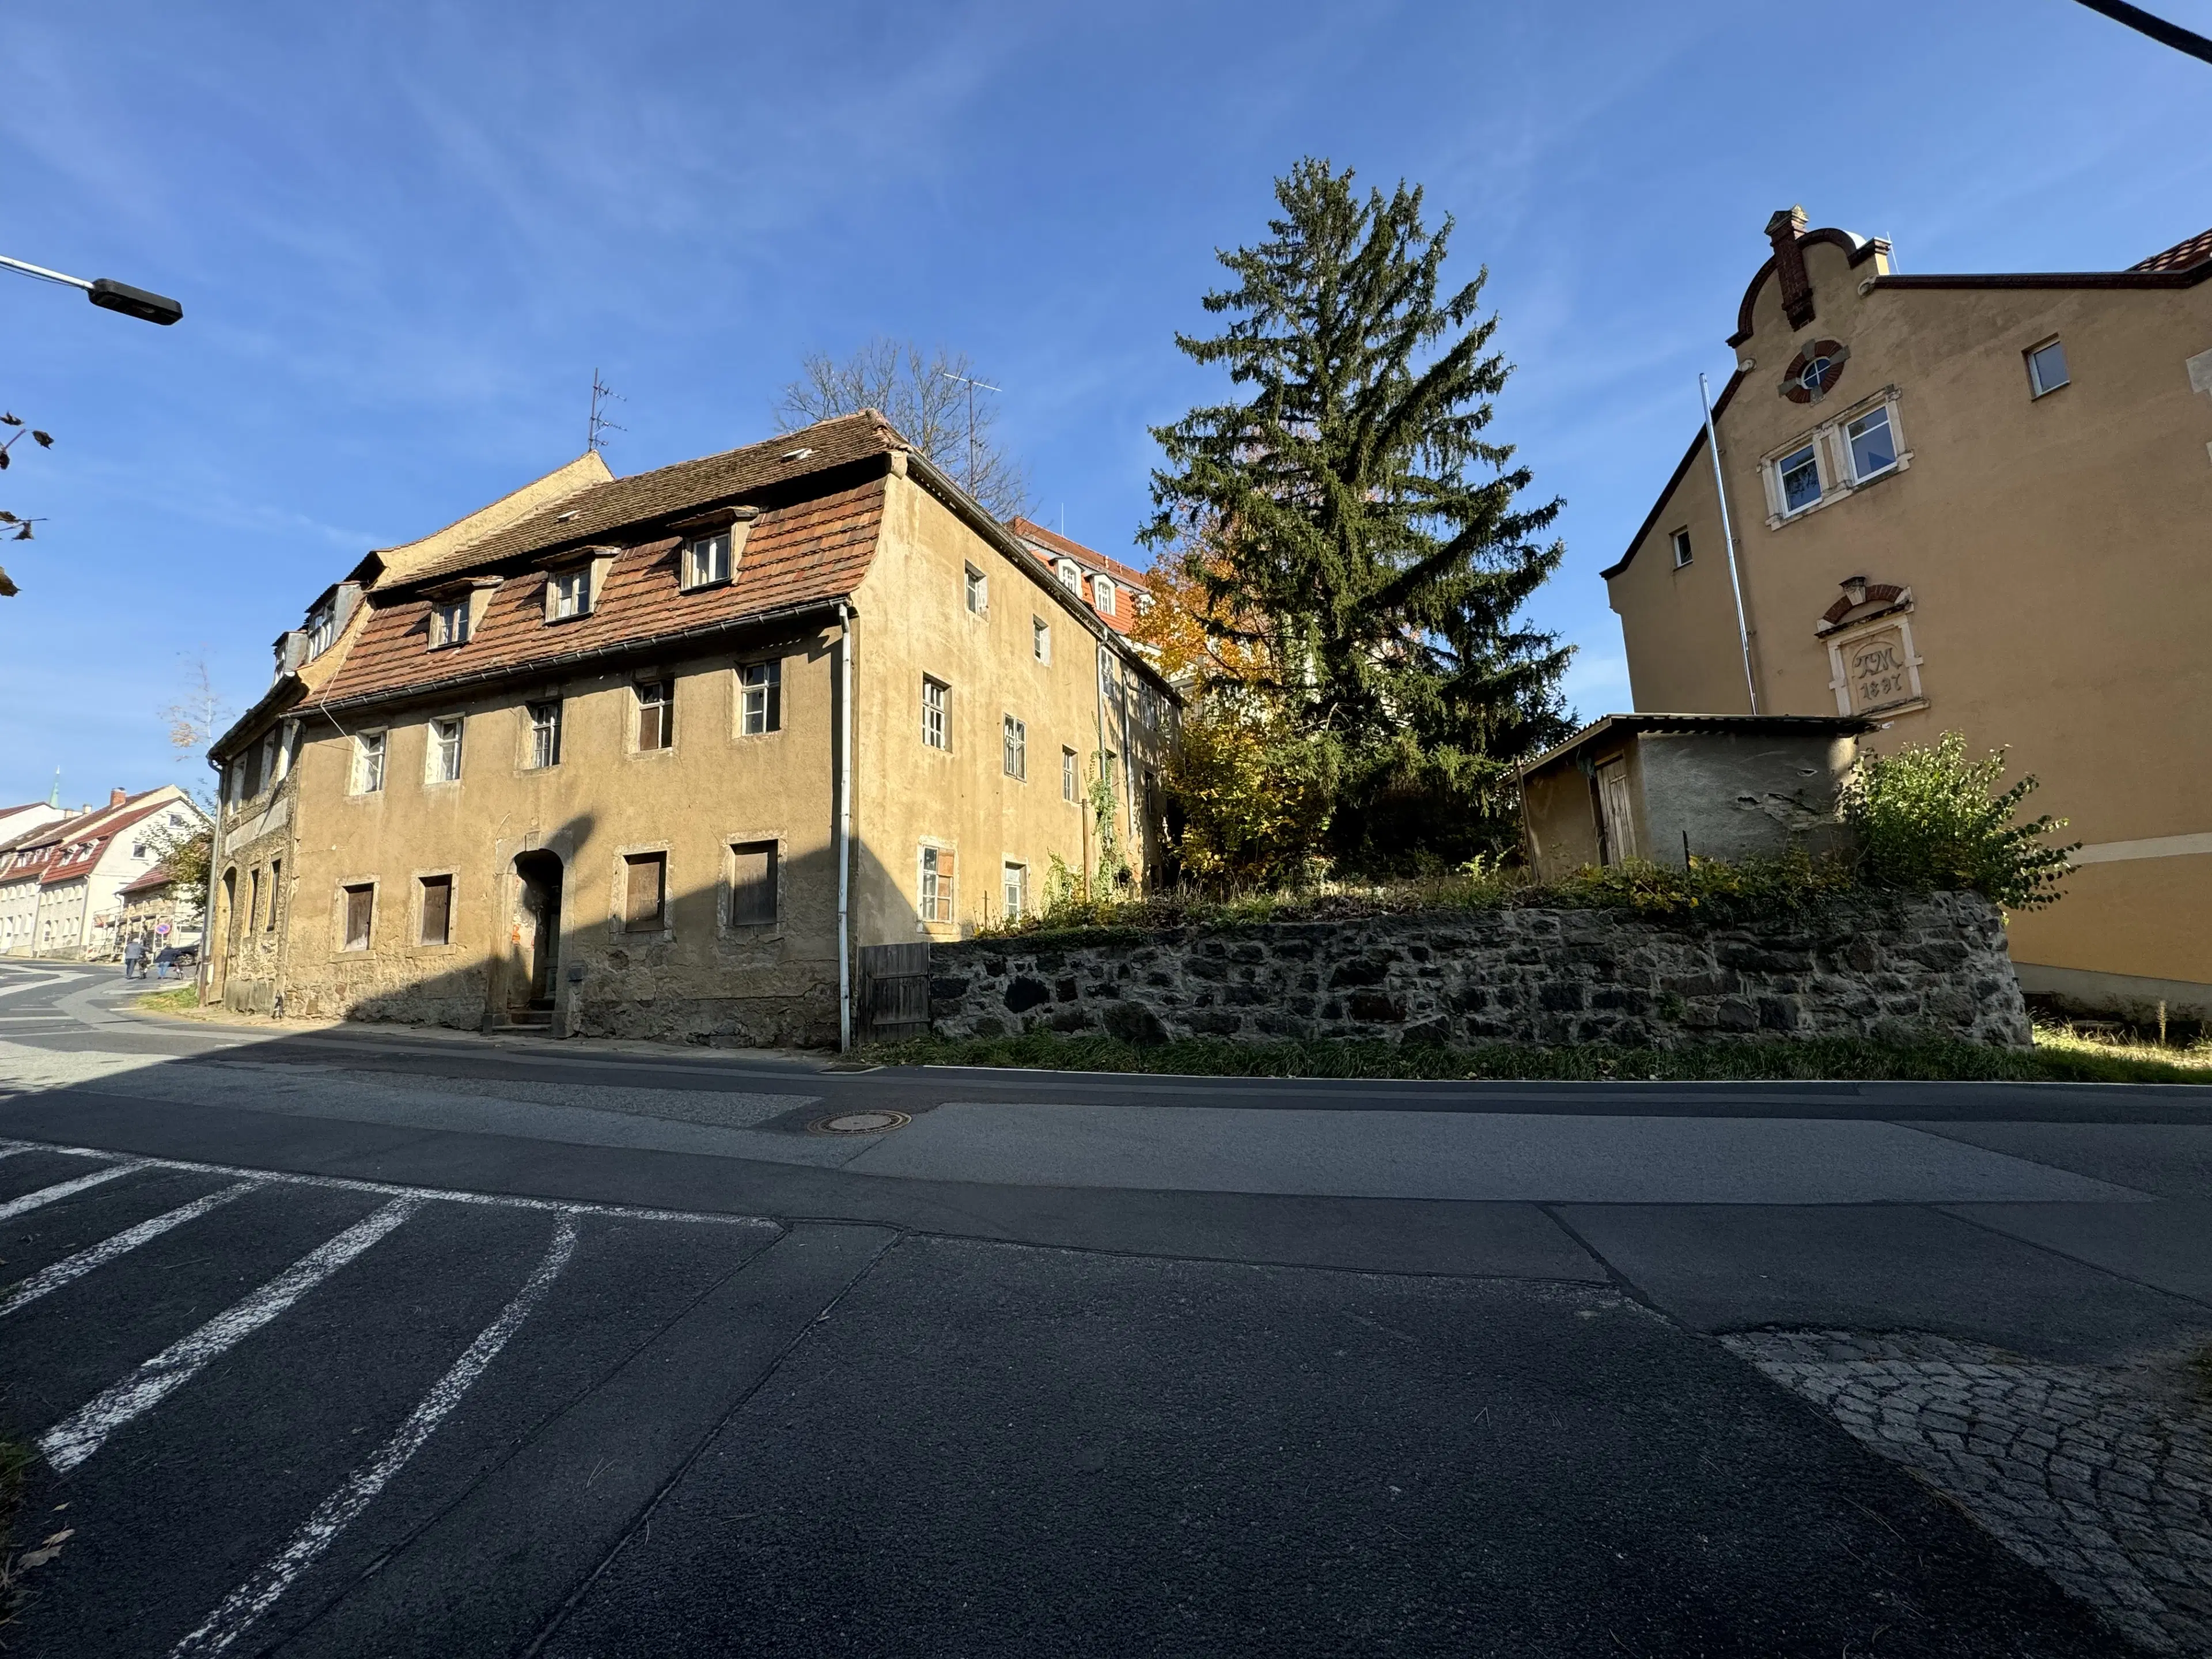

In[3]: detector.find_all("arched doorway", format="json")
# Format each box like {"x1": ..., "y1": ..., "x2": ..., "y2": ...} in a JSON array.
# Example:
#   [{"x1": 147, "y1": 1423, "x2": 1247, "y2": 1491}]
[{"x1": 509, "y1": 850, "x2": 563, "y2": 1022}]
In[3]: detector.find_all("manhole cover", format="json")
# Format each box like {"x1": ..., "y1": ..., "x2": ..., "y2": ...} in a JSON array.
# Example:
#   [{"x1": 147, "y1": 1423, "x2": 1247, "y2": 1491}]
[{"x1": 810, "y1": 1109, "x2": 910, "y2": 1136}]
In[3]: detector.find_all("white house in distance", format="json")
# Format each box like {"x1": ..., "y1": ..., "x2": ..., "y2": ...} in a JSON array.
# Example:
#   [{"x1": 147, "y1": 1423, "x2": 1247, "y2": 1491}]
[
  {"x1": 0, "y1": 798, "x2": 64, "y2": 846},
  {"x1": 0, "y1": 787, "x2": 205, "y2": 960}
]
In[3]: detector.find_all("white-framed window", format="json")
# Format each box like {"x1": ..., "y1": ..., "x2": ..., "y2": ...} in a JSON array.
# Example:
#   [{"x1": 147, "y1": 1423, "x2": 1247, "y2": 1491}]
[
  {"x1": 527, "y1": 701, "x2": 562, "y2": 770},
  {"x1": 307, "y1": 603, "x2": 335, "y2": 657},
  {"x1": 635, "y1": 680, "x2": 673, "y2": 751},
  {"x1": 1032, "y1": 616, "x2": 1051, "y2": 664},
  {"x1": 1002, "y1": 714, "x2": 1027, "y2": 781},
  {"x1": 351, "y1": 731, "x2": 387, "y2": 795},
  {"x1": 1671, "y1": 529, "x2": 1693, "y2": 569},
  {"x1": 1055, "y1": 558, "x2": 1082, "y2": 593},
  {"x1": 1062, "y1": 747, "x2": 1078, "y2": 803},
  {"x1": 1775, "y1": 443, "x2": 1822, "y2": 516},
  {"x1": 684, "y1": 532, "x2": 731, "y2": 589},
  {"x1": 919, "y1": 844, "x2": 956, "y2": 925},
  {"x1": 922, "y1": 677, "x2": 948, "y2": 750},
  {"x1": 740, "y1": 661, "x2": 781, "y2": 734},
  {"x1": 431, "y1": 597, "x2": 471, "y2": 649},
  {"x1": 1093, "y1": 577, "x2": 1117, "y2": 618},
  {"x1": 548, "y1": 567, "x2": 590, "y2": 620},
  {"x1": 2027, "y1": 338, "x2": 2070, "y2": 398},
  {"x1": 427, "y1": 717, "x2": 464, "y2": 784},
  {"x1": 964, "y1": 563, "x2": 987, "y2": 615},
  {"x1": 1002, "y1": 861, "x2": 1029, "y2": 922},
  {"x1": 1843, "y1": 405, "x2": 1897, "y2": 483}
]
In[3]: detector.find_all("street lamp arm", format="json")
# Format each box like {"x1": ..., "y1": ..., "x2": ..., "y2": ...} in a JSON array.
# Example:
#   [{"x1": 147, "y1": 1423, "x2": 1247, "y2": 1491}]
[{"x1": 0, "y1": 254, "x2": 183, "y2": 325}]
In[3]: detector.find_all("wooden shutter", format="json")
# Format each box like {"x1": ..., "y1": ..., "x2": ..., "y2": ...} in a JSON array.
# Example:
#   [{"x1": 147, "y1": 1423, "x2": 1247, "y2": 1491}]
[
  {"x1": 624, "y1": 853, "x2": 665, "y2": 932},
  {"x1": 729, "y1": 843, "x2": 777, "y2": 925},
  {"x1": 344, "y1": 884, "x2": 374, "y2": 949},
  {"x1": 420, "y1": 875, "x2": 452, "y2": 945}
]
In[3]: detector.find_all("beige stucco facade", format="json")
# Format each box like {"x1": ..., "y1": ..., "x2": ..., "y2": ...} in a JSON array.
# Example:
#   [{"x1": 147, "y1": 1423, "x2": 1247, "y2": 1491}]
[
  {"x1": 1605, "y1": 211, "x2": 2212, "y2": 1016},
  {"x1": 204, "y1": 423, "x2": 1172, "y2": 1046}
]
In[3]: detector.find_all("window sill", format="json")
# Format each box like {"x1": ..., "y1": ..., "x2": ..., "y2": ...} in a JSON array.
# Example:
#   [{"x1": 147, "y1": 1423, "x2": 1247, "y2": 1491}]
[
  {"x1": 544, "y1": 609, "x2": 592, "y2": 626},
  {"x1": 680, "y1": 577, "x2": 733, "y2": 596}
]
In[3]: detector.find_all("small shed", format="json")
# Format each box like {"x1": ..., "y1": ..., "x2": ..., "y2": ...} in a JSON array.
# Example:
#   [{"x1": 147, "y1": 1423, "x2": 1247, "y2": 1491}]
[{"x1": 1517, "y1": 714, "x2": 1874, "y2": 882}]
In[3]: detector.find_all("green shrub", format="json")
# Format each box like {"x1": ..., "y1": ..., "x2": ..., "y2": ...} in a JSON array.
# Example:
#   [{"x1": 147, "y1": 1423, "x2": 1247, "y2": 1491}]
[
  {"x1": 1547, "y1": 850, "x2": 1854, "y2": 919},
  {"x1": 1842, "y1": 733, "x2": 2074, "y2": 910}
]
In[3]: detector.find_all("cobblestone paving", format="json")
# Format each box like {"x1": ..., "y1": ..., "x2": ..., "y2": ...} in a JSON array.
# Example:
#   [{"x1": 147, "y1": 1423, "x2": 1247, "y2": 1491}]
[{"x1": 1724, "y1": 1330, "x2": 2212, "y2": 1656}]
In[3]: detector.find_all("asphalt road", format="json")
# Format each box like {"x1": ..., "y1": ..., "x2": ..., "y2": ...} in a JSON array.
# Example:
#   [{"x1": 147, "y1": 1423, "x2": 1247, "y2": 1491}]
[{"x1": 2, "y1": 957, "x2": 2207, "y2": 1656}]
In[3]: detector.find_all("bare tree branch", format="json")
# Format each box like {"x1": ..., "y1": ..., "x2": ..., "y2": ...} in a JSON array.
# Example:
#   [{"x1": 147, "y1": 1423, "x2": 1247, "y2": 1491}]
[{"x1": 775, "y1": 338, "x2": 1030, "y2": 520}]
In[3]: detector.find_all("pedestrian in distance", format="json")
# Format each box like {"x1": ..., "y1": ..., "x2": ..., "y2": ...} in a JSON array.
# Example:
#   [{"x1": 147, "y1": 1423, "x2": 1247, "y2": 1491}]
[{"x1": 122, "y1": 935, "x2": 145, "y2": 980}]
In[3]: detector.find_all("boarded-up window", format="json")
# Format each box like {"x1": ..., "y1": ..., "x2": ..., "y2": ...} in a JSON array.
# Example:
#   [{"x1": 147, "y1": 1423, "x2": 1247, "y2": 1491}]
[
  {"x1": 919, "y1": 844, "x2": 956, "y2": 925},
  {"x1": 730, "y1": 842, "x2": 778, "y2": 926},
  {"x1": 342, "y1": 884, "x2": 374, "y2": 950},
  {"x1": 419, "y1": 874, "x2": 453, "y2": 945},
  {"x1": 624, "y1": 853, "x2": 666, "y2": 933},
  {"x1": 635, "y1": 682, "x2": 673, "y2": 751},
  {"x1": 247, "y1": 868, "x2": 263, "y2": 935}
]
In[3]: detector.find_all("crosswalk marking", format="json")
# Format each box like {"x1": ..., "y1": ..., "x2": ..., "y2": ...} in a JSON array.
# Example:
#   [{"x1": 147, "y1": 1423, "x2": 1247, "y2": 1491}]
[
  {"x1": 166, "y1": 1215, "x2": 580, "y2": 1657},
  {"x1": 0, "y1": 1181, "x2": 265, "y2": 1319},
  {"x1": 39, "y1": 1198, "x2": 422, "y2": 1474},
  {"x1": 0, "y1": 1162, "x2": 143, "y2": 1223}
]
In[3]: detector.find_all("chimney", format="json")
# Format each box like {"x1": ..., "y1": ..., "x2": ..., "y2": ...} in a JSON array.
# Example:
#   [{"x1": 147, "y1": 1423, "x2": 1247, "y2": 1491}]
[
  {"x1": 1765, "y1": 205, "x2": 1816, "y2": 331},
  {"x1": 109, "y1": 787, "x2": 128, "y2": 808}
]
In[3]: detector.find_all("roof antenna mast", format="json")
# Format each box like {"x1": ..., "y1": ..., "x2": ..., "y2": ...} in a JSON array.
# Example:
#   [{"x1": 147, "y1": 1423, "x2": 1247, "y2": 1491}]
[
  {"x1": 938, "y1": 369, "x2": 999, "y2": 501},
  {"x1": 588, "y1": 369, "x2": 626, "y2": 456}
]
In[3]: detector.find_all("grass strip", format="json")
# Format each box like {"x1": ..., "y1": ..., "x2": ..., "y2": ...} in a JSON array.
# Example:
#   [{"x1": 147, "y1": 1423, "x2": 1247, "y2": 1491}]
[
  {"x1": 134, "y1": 987, "x2": 201, "y2": 1014},
  {"x1": 863, "y1": 1029, "x2": 2212, "y2": 1085}
]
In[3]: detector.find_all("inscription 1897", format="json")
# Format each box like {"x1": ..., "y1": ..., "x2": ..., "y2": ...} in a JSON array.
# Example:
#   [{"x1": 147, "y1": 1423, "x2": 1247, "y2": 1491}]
[{"x1": 1846, "y1": 625, "x2": 1915, "y2": 712}]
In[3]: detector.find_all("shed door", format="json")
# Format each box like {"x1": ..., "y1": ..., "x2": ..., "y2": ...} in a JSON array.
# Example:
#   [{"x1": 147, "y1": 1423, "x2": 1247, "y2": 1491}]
[{"x1": 1596, "y1": 757, "x2": 1637, "y2": 865}]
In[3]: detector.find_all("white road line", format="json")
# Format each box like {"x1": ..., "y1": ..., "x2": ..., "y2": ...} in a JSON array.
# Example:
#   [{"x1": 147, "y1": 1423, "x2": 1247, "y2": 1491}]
[
  {"x1": 0, "y1": 1181, "x2": 265, "y2": 1319},
  {"x1": 0, "y1": 1138, "x2": 776, "y2": 1229},
  {"x1": 0, "y1": 1162, "x2": 142, "y2": 1223},
  {"x1": 165, "y1": 1214, "x2": 579, "y2": 1657},
  {"x1": 39, "y1": 1197, "x2": 420, "y2": 1474}
]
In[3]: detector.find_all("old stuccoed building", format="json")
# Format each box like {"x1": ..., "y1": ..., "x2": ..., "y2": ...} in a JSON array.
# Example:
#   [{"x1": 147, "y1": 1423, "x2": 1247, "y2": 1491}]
[
  {"x1": 202, "y1": 413, "x2": 1174, "y2": 1044},
  {"x1": 927, "y1": 893, "x2": 2033, "y2": 1051}
]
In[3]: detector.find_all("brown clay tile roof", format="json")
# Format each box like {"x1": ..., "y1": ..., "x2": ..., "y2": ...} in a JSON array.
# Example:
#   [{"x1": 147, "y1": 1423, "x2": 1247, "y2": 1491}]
[
  {"x1": 2132, "y1": 226, "x2": 2212, "y2": 274},
  {"x1": 317, "y1": 475, "x2": 888, "y2": 709},
  {"x1": 394, "y1": 413, "x2": 902, "y2": 592},
  {"x1": 36, "y1": 799, "x2": 181, "y2": 885},
  {"x1": 120, "y1": 865, "x2": 173, "y2": 897}
]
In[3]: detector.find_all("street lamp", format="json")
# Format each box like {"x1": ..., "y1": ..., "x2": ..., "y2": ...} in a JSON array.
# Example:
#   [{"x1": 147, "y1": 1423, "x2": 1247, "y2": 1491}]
[{"x1": 0, "y1": 253, "x2": 182, "y2": 325}]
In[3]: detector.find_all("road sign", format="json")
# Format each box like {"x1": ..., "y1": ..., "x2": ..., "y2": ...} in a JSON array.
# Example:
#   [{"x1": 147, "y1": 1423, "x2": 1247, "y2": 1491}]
[{"x1": 156, "y1": 921, "x2": 171, "y2": 935}]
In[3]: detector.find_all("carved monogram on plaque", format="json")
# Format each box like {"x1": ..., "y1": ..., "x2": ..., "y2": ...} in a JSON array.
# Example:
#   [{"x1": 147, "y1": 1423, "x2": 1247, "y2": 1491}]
[{"x1": 1845, "y1": 624, "x2": 1914, "y2": 713}]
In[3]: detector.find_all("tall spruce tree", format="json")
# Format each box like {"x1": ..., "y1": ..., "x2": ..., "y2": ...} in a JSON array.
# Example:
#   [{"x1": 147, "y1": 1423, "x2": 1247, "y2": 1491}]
[{"x1": 1144, "y1": 158, "x2": 1573, "y2": 869}]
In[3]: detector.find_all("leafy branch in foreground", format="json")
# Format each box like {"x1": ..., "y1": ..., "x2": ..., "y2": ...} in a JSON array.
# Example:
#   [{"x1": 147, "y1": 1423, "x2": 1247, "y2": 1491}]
[{"x1": 1843, "y1": 733, "x2": 2075, "y2": 911}]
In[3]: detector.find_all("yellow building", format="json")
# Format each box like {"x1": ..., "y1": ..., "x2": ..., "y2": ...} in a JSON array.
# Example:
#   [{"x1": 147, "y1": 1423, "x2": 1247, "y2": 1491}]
[
  {"x1": 204, "y1": 414, "x2": 1174, "y2": 1046},
  {"x1": 1604, "y1": 209, "x2": 2212, "y2": 1019}
]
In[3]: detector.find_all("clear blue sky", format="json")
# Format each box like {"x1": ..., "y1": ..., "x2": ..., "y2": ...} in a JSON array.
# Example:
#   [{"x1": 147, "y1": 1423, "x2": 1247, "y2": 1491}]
[{"x1": 1, "y1": 0, "x2": 2205, "y2": 809}]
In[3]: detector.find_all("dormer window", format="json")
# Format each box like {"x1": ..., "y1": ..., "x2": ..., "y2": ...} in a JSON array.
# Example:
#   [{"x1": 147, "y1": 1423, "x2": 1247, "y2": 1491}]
[
  {"x1": 1093, "y1": 577, "x2": 1117, "y2": 618},
  {"x1": 684, "y1": 532, "x2": 732, "y2": 590},
  {"x1": 307, "y1": 604, "x2": 335, "y2": 657},
  {"x1": 1056, "y1": 558, "x2": 1082, "y2": 593},
  {"x1": 549, "y1": 567, "x2": 589, "y2": 620},
  {"x1": 431, "y1": 597, "x2": 471, "y2": 648}
]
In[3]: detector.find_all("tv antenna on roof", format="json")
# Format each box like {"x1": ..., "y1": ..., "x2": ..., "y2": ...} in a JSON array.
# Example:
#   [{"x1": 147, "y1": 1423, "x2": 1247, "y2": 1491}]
[
  {"x1": 938, "y1": 369, "x2": 999, "y2": 499},
  {"x1": 588, "y1": 369, "x2": 626, "y2": 454}
]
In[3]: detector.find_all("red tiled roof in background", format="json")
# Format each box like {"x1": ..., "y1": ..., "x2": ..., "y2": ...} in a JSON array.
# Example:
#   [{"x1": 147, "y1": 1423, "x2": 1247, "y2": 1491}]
[
  {"x1": 120, "y1": 866, "x2": 173, "y2": 897},
  {"x1": 38, "y1": 798, "x2": 183, "y2": 886},
  {"x1": 2131, "y1": 226, "x2": 2212, "y2": 274},
  {"x1": 319, "y1": 476, "x2": 888, "y2": 709},
  {"x1": 1005, "y1": 517, "x2": 1154, "y2": 637}
]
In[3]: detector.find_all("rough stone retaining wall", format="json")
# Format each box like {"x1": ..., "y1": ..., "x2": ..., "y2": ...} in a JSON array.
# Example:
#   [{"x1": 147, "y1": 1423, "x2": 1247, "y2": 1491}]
[{"x1": 927, "y1": 891, "x2": 2032, "y2": 1049}]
